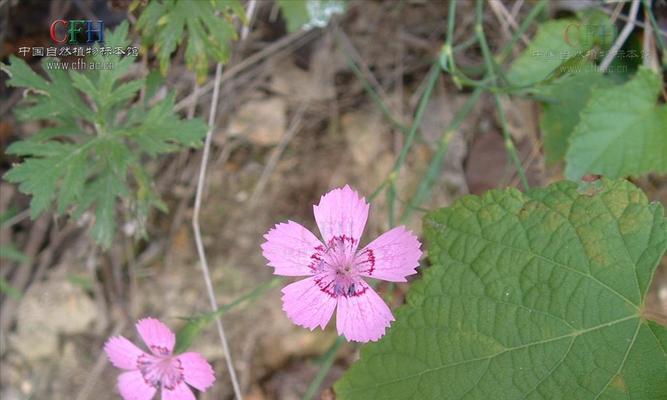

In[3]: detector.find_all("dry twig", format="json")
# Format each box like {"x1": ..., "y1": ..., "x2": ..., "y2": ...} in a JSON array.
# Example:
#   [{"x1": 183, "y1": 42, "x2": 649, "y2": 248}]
[{"x1": 599, "y1": 0, "x2": 641, "y2": 71}]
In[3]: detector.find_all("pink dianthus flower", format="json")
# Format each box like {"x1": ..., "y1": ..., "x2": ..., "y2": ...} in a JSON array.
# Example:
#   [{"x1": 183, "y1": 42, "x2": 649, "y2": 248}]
[
  {"x1": 262, "y1": 185, "x2": 422, "y2": 342},
  {"x1": 104, "y1": 318, "x2": 215, "y2": 400}
]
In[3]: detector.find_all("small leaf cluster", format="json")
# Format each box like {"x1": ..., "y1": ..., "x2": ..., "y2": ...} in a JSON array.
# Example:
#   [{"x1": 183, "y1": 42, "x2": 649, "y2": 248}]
[
  {"x1": 135, "y1": 0, "x2": 245, "y2": 82},
  {"x1": 1, "y1": 22, "x2": 207, "y2": 248},
  {"x1": 508, "y1": 11, "x2": 666, "y2": 180}
]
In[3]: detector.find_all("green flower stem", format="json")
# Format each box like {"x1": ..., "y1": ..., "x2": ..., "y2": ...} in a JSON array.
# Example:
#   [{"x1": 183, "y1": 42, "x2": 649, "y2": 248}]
[
  {"x1": 303, "y1": 336, "x2": 346, "y2": 400},
  {"x1": 400, "y1": 87, "x2": 483, "y2": 224},
  {"x1": 476, "y1": 0, "x2": 530, "y2": 191},
  {"x1": 387, "y1": 61, "x2": 441, "y2": 226},
  {"x1": 336, "y1": 30, "x2": 410, "y2": 136},
  {"x1": 173, "y1": 278, "x2": 282, "y2": 353}
]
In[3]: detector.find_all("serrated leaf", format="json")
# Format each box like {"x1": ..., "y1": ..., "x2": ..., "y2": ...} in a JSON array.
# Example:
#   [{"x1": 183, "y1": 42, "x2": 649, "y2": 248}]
[
  {"x1": 2, "y1": 23, "x2": 207, "y2": 248},
  {"x1": 535, "y1": 71, "x2": 614, "y2": 164},
  {"x1": 124, "y1": 94, "x2": 207, "y2": 156},
  {"x1": 56, "y1": 151, "x2": 88, "y2": 213},
  {"x1": 335, "y1": 179, "x2": 667, "y2": 399},
  {"x1": 565, "y1": 68, "x2": 667, "y2": 180},
  {"x1": 1, "y1": 56, "x2": 49, "y2": 92},
  {"x1": 90, "y1": 171, "x2": 128, "y2": 248},
  {"x1": 136, "y1": 0, "x2": 244, "y2": 81}
]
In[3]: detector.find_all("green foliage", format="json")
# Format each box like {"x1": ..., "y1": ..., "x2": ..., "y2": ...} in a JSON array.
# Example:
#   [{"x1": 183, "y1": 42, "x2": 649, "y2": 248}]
[
  {"x1": 564, "y1": 68, "x2": 667, "y2": 180},
  {"x1": 508, "y1": 19, "x2": 582, "y2": 86},
  {"x1": 336, "y1": 179, "x2": 667, "y2": 399},
  {"x1": 278, "y1": 0, "x2": 346, "y2": 32},
  {"x1": 1, "y1": 22, "x2": 207, "y2": 248},
  {"x1": 535, "y1": 71, "x2": 613, "y2": 164},
  {"x1": 0, "y1": 244, "x2": 30, "y2": 264},
  {"x1": 0, "y1": 244, "x2": 29, "y2": 299},
  {"x1": 136, "y1": 0, "x2": 245, "y2": 82},
  {"x1": 0, "y1": 277, "x2": 22, "y2": 299},
  {"x1": 508, "y1": 12, "x2": 615, "y2": 86}
]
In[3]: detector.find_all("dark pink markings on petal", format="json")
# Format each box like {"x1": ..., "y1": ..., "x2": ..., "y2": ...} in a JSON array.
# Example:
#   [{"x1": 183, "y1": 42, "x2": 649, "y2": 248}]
[
  {"x1": 307, "y1": 245, "x2": 326, "y2": 272},
  {"x1": 314, "y1": 273, "x2": 368, "y2": 299},
  {"x1": 136, "y1": 353, "x2": 184, "y2": 390},
  {"x1": 104, "y1": 335, "x2": 146, "y2": 370},
  {"x1": 354, "y1": 248, "x2": 376, "y2": 276},
  {"x1": 135, "y1": 318, "x2": 176, "y2": 356},
  {"x1": 355, "y1": 226, "x2": 421, "y2": 282},
  {"x1": 281, "y1": 277, "x2": 338, "y2": 330},
  {"x1": 314, "y1": 275, "x2": 337, "y2": 298},
  {"x1": 150, "y1": 345, "x2": 170, "y2": 356},
  {"x1": 313, "y1": 185, "x2": 369, "y2": 246}
]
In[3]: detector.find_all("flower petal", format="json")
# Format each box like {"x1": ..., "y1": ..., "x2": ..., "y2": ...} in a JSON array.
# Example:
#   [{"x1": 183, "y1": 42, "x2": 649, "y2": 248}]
[
  {"x1": 177, "y1": 352, "x2": 215, "y2": 391},
  {"x1": 281, "y1": 276, "x2": 337, "y2": 330},
  {"x1": 104, "y1": 335, "x2": 145, "y2": 370},
  {"x1": 355, "y1": 226, "x2": 421, "y2": 282},
  {"x1": 136, "y1": 318, "x2": 175, "y2": 356},
  {"x1": 261, "y1": 221, "x2": 325, "y2": 276},
  {"x1": 313, "y1": 185, "x2": 369, "y2": 246},
  {"x1": 336, "y1": 282, "x2": 394, "y2": 342},
  {"x1": 117, "y1": 370, "x2": 157, "y2": 400},
  {"x1": 161, "y1": 382, "x2": 195, "y2": 400}
]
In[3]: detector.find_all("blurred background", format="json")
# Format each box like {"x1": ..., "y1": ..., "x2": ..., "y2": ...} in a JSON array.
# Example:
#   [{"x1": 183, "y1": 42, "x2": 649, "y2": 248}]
[{"x1": 1, "y1": 0, "x2": 666, "y2": 399}]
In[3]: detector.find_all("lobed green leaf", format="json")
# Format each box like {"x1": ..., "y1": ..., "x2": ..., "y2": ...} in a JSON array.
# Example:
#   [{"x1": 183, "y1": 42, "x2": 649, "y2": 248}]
[{"x1": 336, "y1": 179, "x2": 667, "y2": 399}]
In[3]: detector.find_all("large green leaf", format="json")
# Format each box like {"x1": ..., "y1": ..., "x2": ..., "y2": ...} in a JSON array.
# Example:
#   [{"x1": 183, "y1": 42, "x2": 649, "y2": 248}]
[
  {"x1": 335, "y1": 179, "x2": 667, "y2": 399},
  {"x1": 564, "y1": 68, "x2": 667, "y2": 180}
]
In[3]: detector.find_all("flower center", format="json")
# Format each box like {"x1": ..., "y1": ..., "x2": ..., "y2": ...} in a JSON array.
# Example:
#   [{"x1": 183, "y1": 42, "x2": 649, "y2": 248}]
[
  {"x1": 313, "y1": 235, "x2": 368, "y2": 298},
  {"x1": 137, "y1": 353, "x2": 184, "y2": 390}
]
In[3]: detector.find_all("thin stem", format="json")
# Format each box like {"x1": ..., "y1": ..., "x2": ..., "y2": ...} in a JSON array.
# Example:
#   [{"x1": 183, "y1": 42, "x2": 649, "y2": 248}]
[
  {"x1": 387, "y1": 62, "x2": 441, "y2": 225},
  {"x1": 400, "y1": 87, "x2": 483, "y2": 224},
  {"x1": 336, "y1": 30, "x2": 409, "y2": 135},
  {"x1": 190, "y1": 2, "x2": 257, "y2": 397},
  {"x1": 302, "y1": 337, "x2": 345, "y2": 400},
  {"x1": 496, "y1": 0, "x2": 547, "y2": 64},
  {"x1": 201, "y1": 278, "x2": 282, "y2": 321},
  {"x1": 476, "y1": 0, "x2": 529, "y2": 191},
  {"x1": 599, "y1": 0, "x2": 640, "y2": 71},
  {"x1": 442, "y1": 0, "x2": 461, "y2": 87},
  {"x1": 192, "y1": 62, "x2": 243, "y2": 400}
]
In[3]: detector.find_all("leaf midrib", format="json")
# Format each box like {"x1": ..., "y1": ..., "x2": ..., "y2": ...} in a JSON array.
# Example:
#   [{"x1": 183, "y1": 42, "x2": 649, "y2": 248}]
[{"x1": 345, "y1": 315, "x2": 639, "y2": 395}]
